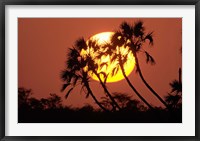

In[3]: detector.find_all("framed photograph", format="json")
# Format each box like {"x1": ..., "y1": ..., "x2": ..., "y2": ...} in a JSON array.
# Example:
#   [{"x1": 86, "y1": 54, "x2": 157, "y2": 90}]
[{"x1": 0, "y1": 0, "x2": 199, "y2": 140}]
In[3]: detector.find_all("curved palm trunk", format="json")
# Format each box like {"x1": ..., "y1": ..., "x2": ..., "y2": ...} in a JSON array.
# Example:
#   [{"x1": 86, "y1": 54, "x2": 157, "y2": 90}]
[
  {"x1": 84, "y1": 82, "x2": 109, "y2": 112},
  {"x1": 134, "y1": 53, "x2": 169, "y2": 109},
  {"x1": 119, "y1": 63, "x2": 154, "y2": 110},
  {"x1": 94, "y1": 72, "x2": 121, "y2": 111}
]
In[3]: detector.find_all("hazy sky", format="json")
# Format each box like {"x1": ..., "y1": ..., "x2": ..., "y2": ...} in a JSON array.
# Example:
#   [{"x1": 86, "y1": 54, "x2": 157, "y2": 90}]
[{"x1": 18, "y1": 18, "x2": 182, "y2": 108}]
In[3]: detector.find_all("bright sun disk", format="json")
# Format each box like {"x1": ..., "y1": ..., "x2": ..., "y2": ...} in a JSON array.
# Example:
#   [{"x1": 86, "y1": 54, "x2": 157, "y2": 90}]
[{"x1": 81, "y1": 32, "x2": 135, "y2": 83}]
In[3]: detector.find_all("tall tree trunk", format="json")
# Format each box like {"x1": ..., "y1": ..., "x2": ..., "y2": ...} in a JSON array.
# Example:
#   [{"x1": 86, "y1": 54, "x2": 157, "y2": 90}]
[
  {"x1": 119, "y1": 63, "x2": 154, "y2": 110},
  {"x1": 134, "y1": 53, "x2": 169, "y2": 109},
  {"x1": 179, "y1": 68, "x2": 182, "y2": 83},
  {"x1": 94, "y1": 72, "x2": 121, "y2": 111},
  {"x1": 84, "y1": 82, "x2": 109, "y2": 112}
]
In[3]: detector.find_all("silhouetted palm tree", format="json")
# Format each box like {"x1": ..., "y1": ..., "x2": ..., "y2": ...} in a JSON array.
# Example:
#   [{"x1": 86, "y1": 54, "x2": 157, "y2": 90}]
[
  {"x1": 165, "y1": 68, "x2": 182, "y2": 109},
  {"x1": 110, "y1": 21, "x2": 168, "y2": 109},
  {"x1": 165, "y1": 94, "x2": 181, "y2": 109},
  {"x1": 61, "y1": 38, "x2": 108, "y2": 112},
  {"x1": 170, "y1": 68, "x2": 182, "y2": 95},
  {"x1": 78, "y1": 39, "x2": 121, "y2": 110},
  {"x1": 100, "y1": 42, "x2": 153, "y2": 110}
]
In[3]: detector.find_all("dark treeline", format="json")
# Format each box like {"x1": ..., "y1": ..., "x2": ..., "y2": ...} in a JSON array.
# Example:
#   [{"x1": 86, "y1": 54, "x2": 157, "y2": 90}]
[{"x1": 18, "y1": 87, "x2": 181, "y2": 123}]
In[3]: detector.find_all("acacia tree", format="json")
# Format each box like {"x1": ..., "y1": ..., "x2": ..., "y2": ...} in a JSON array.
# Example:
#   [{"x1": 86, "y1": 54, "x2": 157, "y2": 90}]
[
  {"x1": 100, "y1": 92, "x2": 132, "y2": 111},
  {"x1": 110, "y1": 21, "x2": 169, "y2": 109},
  {"x1": 100, "y1": 92, "x2": 147, "y2": 112},
  {"x1": 40, "y1": 93, "x2": 63, "y2": 109},
  {"x1": 18, "y1": 87, "x2": 32, "y2": 110},
  {"x1": 61, "y1": 38, "x2": 108, "y2": 112}
]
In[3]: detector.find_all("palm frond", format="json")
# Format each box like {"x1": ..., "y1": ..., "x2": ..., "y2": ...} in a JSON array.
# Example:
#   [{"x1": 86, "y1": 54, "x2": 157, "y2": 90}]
[
  {"x1": 75, "y1": 37, "x2": 87, "y2": 50},
  {"x1": 111, "y1": 66, "x2": 119, "y2": 77},
  {"x1": 72, "y1": 75, "x2": 81, "y2": 86},
  {"x1": 121, "y1": 54, "x2": 128, "y2": 65},
  {"x1": 110, "y1": 54, "x2": 118, "y2": 64},
  {"x1": 85, "y1": 91, "x2": 90, "y2": 98},
  {"x1": 105, "y1": 48, "x2": 113, "y2": 56},
  {"x1": 87, "y1": 39, "x2": 98, "y2": 49},
  {"x1": 60, "y1": 70, "x2": 72, "y2": 82},
  {"x1": 80, "y1": 85, "x2": 87, "y2": 95},
  {"x1": 169, "y1": 80, "x2": 182, "y2": 94},
  {"x1": 165, "y1": 93, "x2": 181, "y2": 105},
  {"x1": 79, "y1": 57, "x2": 87, "y2": 68},
  {"x1": 144, "y1": 32, "x2": 154, "y2": 45},
  {"x1": 87, "y1": 58, "x2": 98, "y2": 71},
  {"x1": 144, "y1": 51, "x2": 156, "y2": 65},
  {"x1": 102, "y1": 42, "x2": 113, "y2": 49},
  {"x1": 66, "y1": 56, "x2": 79, "y2": 70},
  {"x1": 111, "y1": 31, "x2": 125, "y2": 47},
  {"x1": 133, "y1": 21, "x2": 144, "y2": 37},
  {"x1": 120, "y1": 21, "x2": 134, "y2": 38},
  {"x1": 88, "y1": 39, "x2": 101, "y2": 52},
  {"x1": 135, "y1": 65, "x2": 139, "y2": 73},
  {"x1": 61, "y1": 83, "x2": 71, "y2": 92},
  {"x1": 135, "y1": 44, "x2": 142, "y2": 52},
  {"x1": 99, "y1": 72, "x2": 107, "y2": 79},
  {"x1": 68, "y1": 48, "x2": 80, "y2": 58},
  {"x1": 100, "y1": 62, "x2": 108, "y2": 70},
  {"x1": 65, "y1": 88, "x2": 73, "y2": 99},
  {"x1": 96, "y1": 51, "x2": 106, "y2": 59}
]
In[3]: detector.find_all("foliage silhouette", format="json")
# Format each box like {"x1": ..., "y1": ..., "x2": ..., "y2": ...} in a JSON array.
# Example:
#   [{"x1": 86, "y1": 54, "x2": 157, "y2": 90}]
[
  {"x1": 109, "y1": 21, "x2": 169, "y2": 109},
  {"x1": 19, "y1": 88, "x2": 63, "y2": 110},
  {"x1": 18, "y1": 88, "x2": 181, "y2": 123},
  {"x1": 40, "y1": 93, "x2": 63, "y2": 109},
  {"x1": 100, "y1": 92, "x2": 148, "y2": 112},
  {"x1": 18, "y1": 87, "x2": 33, "y2": 110},
  {"x1": 69, "y1": 38, "x2": 121, "y2": 110},
  {"x1": 61, "y1": 38, "x2": 108, "y2": 112},
  {"x1": 165, "y1": 68, "x2": 182, "y2": 109},
  {"x1": 100, "y1": 41, "x2": 153, "y2": 110}
]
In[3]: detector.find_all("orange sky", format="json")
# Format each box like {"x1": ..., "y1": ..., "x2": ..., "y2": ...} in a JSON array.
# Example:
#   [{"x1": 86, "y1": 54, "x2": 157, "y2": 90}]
[{"x1": 18, "y1": 18, "x2": 182, "y2": 108}]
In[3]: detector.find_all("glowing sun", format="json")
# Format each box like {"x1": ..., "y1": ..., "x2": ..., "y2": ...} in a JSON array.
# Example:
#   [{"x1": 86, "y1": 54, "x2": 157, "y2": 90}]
[{"x1": 81, "y1": 32, "x2": 135, "y2": 83}]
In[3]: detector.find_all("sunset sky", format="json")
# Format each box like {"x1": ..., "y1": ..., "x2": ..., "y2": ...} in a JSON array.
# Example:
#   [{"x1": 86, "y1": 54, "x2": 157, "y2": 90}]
[{"x1": 18, "y1": 18, "x2": 182, "y2": 108}]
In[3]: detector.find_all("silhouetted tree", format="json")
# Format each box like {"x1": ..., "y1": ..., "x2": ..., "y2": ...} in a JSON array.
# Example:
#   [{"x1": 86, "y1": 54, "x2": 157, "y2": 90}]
[
  {"x1": 18, "y1": 88, "x2": 181, "y2": 123},
  {"x1": 18, "y1": 87, "x2": 32, "y2": 110},
  {"x1": 18, "y1": 88, "x2": 63, "y2": 110},
  {"x1": 112, "y1": 92, "x2": 132, "y2": 108},
  {"x1": 29, "y1": 97, "x2": 43, "y2": 110},
  {"x1": 170, "y1": 68, "x2": 182, "y2": 95},
  {"x1": 79, "y1": 104, "x2": 94, "y2": 112},
  {"x1": 165, "y1": 68, "x2": 182, "y2": 109},
  {"x1": 100, "y1": 41, "x2": 153, "y2": 109},
  {"x1": 100, "y1": 92, "x2": 147, "y2": 112},
  {"x1": 61, "y1": 38, "x2": 108, "y2": 112},
  {"x1": 110, "y1": 21, "x2": 168, "y2": 109},
  {"x1": 41, "y1": 93, "x2": 63, "y2": 109},
  {"x1": 71, "y1": 38, "x2": 121, "y2": 110},
  {"x1": 165, "y1": 94, "x2": 181, "y2": 109}
]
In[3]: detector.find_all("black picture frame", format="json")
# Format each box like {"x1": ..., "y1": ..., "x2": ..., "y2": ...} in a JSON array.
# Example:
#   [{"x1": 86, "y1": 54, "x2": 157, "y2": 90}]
[{"x1": 0, "y1": 0, "x2": 199, "y2": 140}]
